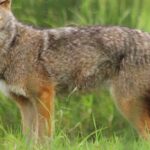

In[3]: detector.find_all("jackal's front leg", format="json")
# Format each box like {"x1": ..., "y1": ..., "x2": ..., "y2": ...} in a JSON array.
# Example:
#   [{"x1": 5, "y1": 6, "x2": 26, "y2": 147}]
[
  {"x1": 34, "y1": 84, "x2": 55, "y2": 139},
  {"x1": 11, "y1": 94, "x2": 38, "y2": 139},
  {"x1": 11, "y1": 83, "x2": 55, "y2": 141}
]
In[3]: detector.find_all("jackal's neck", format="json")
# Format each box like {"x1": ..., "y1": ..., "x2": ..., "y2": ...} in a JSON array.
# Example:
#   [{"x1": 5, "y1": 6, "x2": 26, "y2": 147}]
[
  {"x1": 0, "y1": 15, "x2": 17, "y2": 77},
  {"x1": 0, "y1": 15, "x2": 17, "y2": 51}
]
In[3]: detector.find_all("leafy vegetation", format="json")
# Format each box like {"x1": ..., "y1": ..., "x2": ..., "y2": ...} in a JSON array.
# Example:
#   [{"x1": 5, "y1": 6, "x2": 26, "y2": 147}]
[{"x1": 0, "y1": 0, "x2": 150, "y2": 149}]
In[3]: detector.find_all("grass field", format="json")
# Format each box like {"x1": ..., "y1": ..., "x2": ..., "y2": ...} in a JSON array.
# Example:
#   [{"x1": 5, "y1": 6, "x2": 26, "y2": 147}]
[{"x1": 0, "y1": 0, "x2": 150, "y2": 149}]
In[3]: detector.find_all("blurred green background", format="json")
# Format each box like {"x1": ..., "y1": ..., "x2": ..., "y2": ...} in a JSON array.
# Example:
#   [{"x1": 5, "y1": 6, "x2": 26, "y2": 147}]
[
  {"x1": 12, "y1": 0, "x2": 150, "y2": 31},
  {"x1": 1, "y1": 0, "x2": 150, "y2": 143}
]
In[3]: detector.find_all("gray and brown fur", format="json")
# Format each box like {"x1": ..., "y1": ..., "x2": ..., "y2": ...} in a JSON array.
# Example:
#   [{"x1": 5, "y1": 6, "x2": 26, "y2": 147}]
[{"x1": 0, "y1": 0, "x2": 150, "y2": 140}]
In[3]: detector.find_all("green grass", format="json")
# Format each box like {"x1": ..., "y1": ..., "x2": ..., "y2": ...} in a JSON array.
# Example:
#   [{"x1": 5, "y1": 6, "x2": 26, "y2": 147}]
[
  {"x1": 0, "y1": 0, "x2": 150, "y2": 149},
  {"x1": 0, "y1": 116, "x2": 149, "y2": 150},
  {"x1": 0, "y1": 89, "x2": 142, "y2": 150}
]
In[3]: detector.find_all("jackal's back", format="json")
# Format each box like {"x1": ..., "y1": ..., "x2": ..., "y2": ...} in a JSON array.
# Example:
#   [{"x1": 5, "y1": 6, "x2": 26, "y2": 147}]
[{"x1": 40, "y1": 26, "x2": 150, "y2": 92}]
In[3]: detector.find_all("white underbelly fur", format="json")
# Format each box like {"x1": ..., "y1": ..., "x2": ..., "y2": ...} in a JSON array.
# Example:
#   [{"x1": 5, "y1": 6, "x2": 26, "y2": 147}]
[{"x1": 0, "y1": 80, "x2": 26, "y2": 97}]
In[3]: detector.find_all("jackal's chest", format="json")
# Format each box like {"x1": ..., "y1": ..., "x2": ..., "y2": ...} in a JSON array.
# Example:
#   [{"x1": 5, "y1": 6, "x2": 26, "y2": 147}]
[{"x1": 0, "y1": 80, "x2": 26, "y2": 97}]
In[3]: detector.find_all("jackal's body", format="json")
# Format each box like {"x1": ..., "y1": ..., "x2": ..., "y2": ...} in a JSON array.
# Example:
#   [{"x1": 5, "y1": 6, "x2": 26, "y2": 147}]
[{"x1": 3, "y1": 20, "x2": 150, "y2": 97}]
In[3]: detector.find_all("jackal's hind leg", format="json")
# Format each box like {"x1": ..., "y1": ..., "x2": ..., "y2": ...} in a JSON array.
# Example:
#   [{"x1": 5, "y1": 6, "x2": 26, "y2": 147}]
[{"x1": 115, "y1": 96, "x2": 150, "y2": 139}]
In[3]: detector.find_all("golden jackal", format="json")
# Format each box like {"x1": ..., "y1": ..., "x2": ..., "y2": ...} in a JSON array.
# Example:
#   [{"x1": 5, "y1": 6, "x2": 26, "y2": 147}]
[{"x1": 0, "y1": 0, "x2": 150, "y2": 140}]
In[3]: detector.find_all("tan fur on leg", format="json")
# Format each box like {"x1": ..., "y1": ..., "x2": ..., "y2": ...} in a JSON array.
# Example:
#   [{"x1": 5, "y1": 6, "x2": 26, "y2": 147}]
[
  {"x1": 115, "y1": 97, "x2": 150, "y2": 139},
  {"x1": 35, "y1": 84, "x2": 55, "y2": 138},
  {"x1": 11, "y1": 83, "x2": 55, "y2": 141},
  {"x1": 11, "y1": 94, "x2": 38, "y2": 139}
]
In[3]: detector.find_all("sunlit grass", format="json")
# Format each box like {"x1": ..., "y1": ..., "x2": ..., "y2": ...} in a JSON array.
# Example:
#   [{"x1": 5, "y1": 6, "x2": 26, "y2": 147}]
[
  {"x1": 0, "y1": 89, "x2": 140, "y2": 149},
  {"x1": 0, "y1": 124, "x2": 149, "y2": 150}
]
